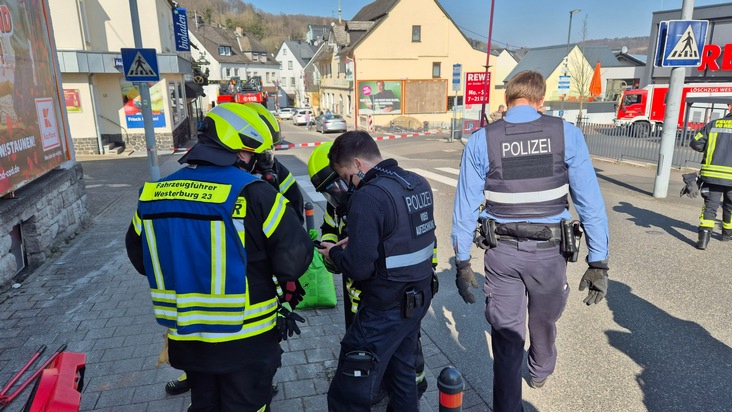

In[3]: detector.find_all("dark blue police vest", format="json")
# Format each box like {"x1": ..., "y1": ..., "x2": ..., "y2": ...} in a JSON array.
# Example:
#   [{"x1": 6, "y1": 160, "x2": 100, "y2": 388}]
[
  {"x1": 367, "y1": 168, "x2": 436, "y2": 284},
  {"x1": 484, "y1": 115, "x2": 569, "y2": 218}
]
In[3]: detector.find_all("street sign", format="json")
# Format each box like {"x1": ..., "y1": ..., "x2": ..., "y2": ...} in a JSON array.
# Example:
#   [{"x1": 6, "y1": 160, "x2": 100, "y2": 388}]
[
  {"x1": 660, "y1": 20, "x2": 709, "y2": 67},
  {"x1": 452, "y1": 64, "x2": 462, "y2": 92},
  {"x1": 464, "y1": 72, "x2": 490, "y2": 104},
  {"x1": 558, "y1": 75, "x2": 571, "y2": 91},
  {"x1": 121, "y1": 48, "x2": 160, "y2": 82},
  {"x1": 654, "y1": 21, "x2": 668, "y2": 67}
]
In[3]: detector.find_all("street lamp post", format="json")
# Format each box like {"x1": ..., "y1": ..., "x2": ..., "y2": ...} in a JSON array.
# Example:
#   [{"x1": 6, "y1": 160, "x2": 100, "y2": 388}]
[{"x1": 560, "y1": 9, "x2": 581, "y2": 120}]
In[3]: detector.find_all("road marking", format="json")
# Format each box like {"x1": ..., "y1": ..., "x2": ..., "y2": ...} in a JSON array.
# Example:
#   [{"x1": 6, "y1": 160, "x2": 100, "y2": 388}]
[
  {"x1": 435, "y1": 167, "x2": 460, "y2": 176},
  {"x1": 411, "y1": 168, "x2": 458, "y2": 187}
]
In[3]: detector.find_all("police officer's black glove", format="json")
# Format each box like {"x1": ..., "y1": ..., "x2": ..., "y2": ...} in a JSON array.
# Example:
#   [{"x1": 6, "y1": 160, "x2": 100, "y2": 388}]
[
  {"x1": 455, "y1": 259, "x2": 478, "y2": 304},
  {"x1": 276, "y1": 304, "x2": 305, "y2": 341},
  {"x1": 680, "y1": 173, "x2": 700, "y2": 198},
  {"x1": 323, "y1": 257, "x2": 339, "y2": 274},
  {"x1": 579, "y1": 261, "x2": 609, "y2": 305}
]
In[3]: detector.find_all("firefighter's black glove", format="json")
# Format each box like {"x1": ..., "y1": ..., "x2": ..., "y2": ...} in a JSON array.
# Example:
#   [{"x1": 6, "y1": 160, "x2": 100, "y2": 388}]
[
  {"x1": 283, "y1": 280, "x2": 306, "y2": 309},
  {"x1": 276, "y1": 304, "x2": 305, "y2": 341},
  {"x1": 579, "y1": 261, "x2": 609, "y2": 305},
  {"x1": 455, "y1": 259, "x2": 478, "y2": 304},
  {"x1": 680, "y1": 173, "x2": 700, "y2": 198}
]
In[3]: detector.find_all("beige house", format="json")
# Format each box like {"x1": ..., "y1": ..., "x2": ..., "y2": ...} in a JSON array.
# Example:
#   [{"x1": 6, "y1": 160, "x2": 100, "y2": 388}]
[
  {"x1": 310, "y1": 0, "x2": 516, "y2": 130},
  {"x1": 49, "y1": 0, "x2": 195, "y2": 154}
]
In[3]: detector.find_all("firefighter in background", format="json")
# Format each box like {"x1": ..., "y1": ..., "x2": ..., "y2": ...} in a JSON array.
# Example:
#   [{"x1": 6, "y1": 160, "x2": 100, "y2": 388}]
[
  {"x1": 126, "y1": 103, "x2": 312, "y2": 411},
  {"x1": 307, "y1": 142, "x2": 434, "y2": 399},
  {"x1": 689, "y1": 101, "x2": 732, "y2": 249},
  {"x1": 164, "y1": 102, "x2": 305, "y2": 396}
]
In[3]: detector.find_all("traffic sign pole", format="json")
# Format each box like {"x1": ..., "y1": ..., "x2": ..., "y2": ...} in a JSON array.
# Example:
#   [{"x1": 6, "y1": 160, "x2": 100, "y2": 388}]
[
  {"x1": 654, "y1": 0, "x2": 695, "y2": 198},
  {"x1": 129, "y1": 0, "x2": 160, "y2": 181},
  {"x1": 451, "y1": 64, "x2": 462, "y2": 142}
]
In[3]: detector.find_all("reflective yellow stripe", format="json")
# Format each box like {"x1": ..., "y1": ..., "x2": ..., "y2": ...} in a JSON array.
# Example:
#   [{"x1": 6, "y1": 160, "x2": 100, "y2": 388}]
[
  {"x1": 151, "y1": 289, "x2": 176, "y2": 302},
  {"x1": 323, "y1": 210, "x2": 337, "y2": 228},
  {"x1": 256, "y1": 405, "x2": 267, "y2": 412},
  {"x1": 705, "y1": 132, "x2": 717, "y2": 166},
  {"x1": 724, "y1": 221, "x2": 732, "y2": 230},
  {"x1": 279, "y1": 172, "x2": 296, "y2": 194},
  {"x1": 271, "y1": 275, "x2": 283, "y2": 299},
  {"x1": 699, "y1": 170, "x2": 732, "y2": 180},
  {"x1": 140, "y1": 180, "x2": 231, "y2": 203},
  {"x1": 210, "y1": 221, "x2": 226, "y2": 295},
  {"x1": 177, "y1": 311, "x2": 246, "y2": 326},
  {"x1": 168, "y1": 312, "x2": 277, "y2": 342},
  {"x1": 175, "y1": 293, "x2": 247, "y2": 307},
  {"x1": 263, "y1": 193, "x2": 288, "y2": 238},
  {"x1": 321, "y1": 233, "x2": 339, "y2": 243},
  {"x1": 132, "y1": 212, "x2": 142, "y2": 235},
  {"x1": 701, "y1": 164, "x2": 732, "y2": 173},
  {"x1": 143, "y1": 220, "x2": 165, "y2": 289},
  {"x1": 234, "y1": 219, "x2": 246, "y2": 249}
]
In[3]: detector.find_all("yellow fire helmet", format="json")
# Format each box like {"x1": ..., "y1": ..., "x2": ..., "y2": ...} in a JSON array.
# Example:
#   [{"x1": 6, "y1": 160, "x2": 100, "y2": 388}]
[
  {"x1": 307, "y1": 142, "x2": 338, "y2": 191},
  {"x1": 243, "y1": 103, "x2": 282, "y2": 146}
]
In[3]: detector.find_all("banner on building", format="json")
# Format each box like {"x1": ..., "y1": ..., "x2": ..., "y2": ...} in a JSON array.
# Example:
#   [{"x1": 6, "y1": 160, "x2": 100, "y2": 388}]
[
  {"x1": 173, "y1": 7, "x2": 190, "y2": 52},
  {"x1": 121, "y1": 81, "x2": 166, "y2": 128},
  {"x1": 0, "y1": 0, "x2": 69, "y2": 196},
  {"x1": 465, "y1": 72, "x2": 491, "y2": 105},
  {"x1": 358, "y1": 80, "x2": 402, "y2": 115},
  {"x1": 64, "y1": 89, "x2": 82, "y2": 113}
]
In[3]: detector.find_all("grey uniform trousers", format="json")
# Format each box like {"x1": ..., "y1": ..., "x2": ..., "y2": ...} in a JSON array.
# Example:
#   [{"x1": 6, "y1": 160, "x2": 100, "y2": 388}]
[{"x1": 483, "y1": 240, "x2": 569, "y2": 412}]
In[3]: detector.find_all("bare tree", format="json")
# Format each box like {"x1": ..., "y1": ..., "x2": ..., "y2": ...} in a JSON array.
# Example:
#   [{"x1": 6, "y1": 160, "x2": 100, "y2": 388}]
[{"x1": 567, "y1": 16, "x2": 593, "y2": 124}]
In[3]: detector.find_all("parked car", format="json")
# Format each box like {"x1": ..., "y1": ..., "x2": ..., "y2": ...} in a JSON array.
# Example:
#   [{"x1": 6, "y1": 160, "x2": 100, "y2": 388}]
[
  {"x1": 277, "y1": 107, "x2": 297, "y2": 120},
  {"x1": 314, "y1": 114, "x2": 348, "y2": 133},
  {"x1": 293, "y1": 108, "x2": 314, "y2": 126}
]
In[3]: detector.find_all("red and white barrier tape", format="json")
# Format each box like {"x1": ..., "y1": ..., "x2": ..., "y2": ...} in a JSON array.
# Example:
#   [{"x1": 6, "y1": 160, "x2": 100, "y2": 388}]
[{"x1": 170, "y1": 132, "x2": 437, "y2": 152}]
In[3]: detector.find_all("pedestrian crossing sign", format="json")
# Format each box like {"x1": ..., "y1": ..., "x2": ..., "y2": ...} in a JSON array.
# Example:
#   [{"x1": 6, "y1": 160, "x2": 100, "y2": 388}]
[
  {"x1": 121, "y1": 48, "x2": 160, "y2": 82},
  {"x1": 659, "y1": 20, "x2": 708, "y2": 67}
]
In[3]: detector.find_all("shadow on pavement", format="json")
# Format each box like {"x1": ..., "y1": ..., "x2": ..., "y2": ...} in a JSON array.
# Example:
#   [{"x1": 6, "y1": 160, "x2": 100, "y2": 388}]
[
  {"x1": 612, "y1": 201, "x2": 697, "y2": 246},
  {"x1": 595, "y1": 172, "x2": 653, "y2": 197},
  {"x1": 606, "y1": 280, "x2": 732, "y2": 411}
]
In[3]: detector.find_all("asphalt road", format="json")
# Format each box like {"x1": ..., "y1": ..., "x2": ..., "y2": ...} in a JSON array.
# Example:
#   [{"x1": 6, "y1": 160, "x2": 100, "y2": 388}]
[{"x1": 277, "y1": 121, "x2": 732, "y2": 412}]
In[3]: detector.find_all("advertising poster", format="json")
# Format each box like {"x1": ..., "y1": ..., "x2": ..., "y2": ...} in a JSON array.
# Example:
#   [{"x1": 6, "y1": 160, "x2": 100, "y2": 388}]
[
  {"x1": 358, "y1": 80, "x2": 402, "y2": 115},
  {"x1": 465, "y1": 72, "x2": 491, "y2": 105},
  {"x1": 121, "y1": 81, "x2": 166, "y2": 128},
  {"x1": 64, "y1": 89, "x2": 82, "y2": 113},
  {"x1": 0, "y1": 0, "x2": 68, "y2": 196}
]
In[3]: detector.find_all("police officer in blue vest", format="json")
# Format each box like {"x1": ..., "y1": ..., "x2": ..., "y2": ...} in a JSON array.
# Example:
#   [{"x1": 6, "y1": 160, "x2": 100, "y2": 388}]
[
  {"x1": 125, "y1": 103, "x2": 312, "y2": 411},
  {"x1": 318, "y1": 131, "x2": 437, "y2": 412},
  {"x1": 451, "y1": 71, "x2": 610, "y2": 412}
]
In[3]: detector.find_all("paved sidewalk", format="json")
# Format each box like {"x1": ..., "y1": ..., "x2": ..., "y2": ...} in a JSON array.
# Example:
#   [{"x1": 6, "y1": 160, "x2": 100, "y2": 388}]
[{"x1": 0, "y1": 153, "x2": 486, "y2": 411}]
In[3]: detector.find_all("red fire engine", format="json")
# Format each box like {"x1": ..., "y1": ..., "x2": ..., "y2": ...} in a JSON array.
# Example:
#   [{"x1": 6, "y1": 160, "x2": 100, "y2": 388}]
[
  {"x1": 216, "y1": 77, "x2": 266, "y2": 104},
  {"x1": 614, "y1": 82, "x2": 732, "y2": 135}
]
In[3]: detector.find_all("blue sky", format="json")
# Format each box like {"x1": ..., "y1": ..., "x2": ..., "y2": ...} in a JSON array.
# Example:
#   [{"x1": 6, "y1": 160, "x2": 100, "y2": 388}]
[{"x1": 245, "y1": 0, "x2": 730, "y2": 48}]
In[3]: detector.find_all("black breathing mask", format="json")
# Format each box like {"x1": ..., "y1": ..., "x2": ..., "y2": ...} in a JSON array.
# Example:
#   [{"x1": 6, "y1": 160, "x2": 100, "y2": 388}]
[{"x1": 254, "y1": 150, "x2": 278, "y2": 189}]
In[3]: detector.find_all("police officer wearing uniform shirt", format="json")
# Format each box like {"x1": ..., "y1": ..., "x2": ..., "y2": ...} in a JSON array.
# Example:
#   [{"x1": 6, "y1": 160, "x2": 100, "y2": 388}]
[
  {"x1": 307, "y1": 142, "x2": 433, "y2": 399},
  {"x1": 690, "y1": 101, "x2": 732, "y2": 249},
  {"x1": 317, "y1": 131, "x2": 436, "y2": 412},
  {"x1": 125, "y1": 103, "x2": 312, "y2": 411},
  {"x1": 451, "y1": 71, "x2": 610, "y2": 412}
]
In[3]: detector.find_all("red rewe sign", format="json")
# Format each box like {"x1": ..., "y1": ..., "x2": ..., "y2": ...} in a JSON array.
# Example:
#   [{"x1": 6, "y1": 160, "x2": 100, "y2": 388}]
[
  {"x1": 698, "y1": 43, "x2": 732, "y2": 71},
  {"x1": 465, "y1": 72, "x2": 491, "y2": 105}
]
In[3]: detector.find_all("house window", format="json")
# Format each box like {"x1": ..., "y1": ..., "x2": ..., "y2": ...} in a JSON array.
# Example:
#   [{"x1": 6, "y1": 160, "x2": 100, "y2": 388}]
[
  {"x1": 234, "y1": 68, "x2": 239, "y2": 77},
  {"x1": 225, "y1": 68, "x2": 231, "y2": 77},
  {"x1": 290, "y1": 77, "x2": 295, "y2": 88},
  {"x1": 218, "y1": 46, "x2": 232, "y2": 56},
  {"x1": 283, "y1": 49, "x2": 287, "y2": 56},
  {"x1": 288, "y1": 61, "x2": 293, "y2": 70},
  {"x1": 266, "y1": 72, "x2": 270, "y2": 83},
  {"x1": 432, "y1": 62, "x2": 441, "y2": 78},
  {"x1": 412, "y1": 25, "x2": 421, "y2": 42}
]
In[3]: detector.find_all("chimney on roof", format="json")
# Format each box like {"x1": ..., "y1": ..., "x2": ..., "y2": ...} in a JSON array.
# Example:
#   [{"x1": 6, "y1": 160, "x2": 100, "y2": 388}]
[{"x1": 235, "y1": 26, "x2": 244, "y2": 35}]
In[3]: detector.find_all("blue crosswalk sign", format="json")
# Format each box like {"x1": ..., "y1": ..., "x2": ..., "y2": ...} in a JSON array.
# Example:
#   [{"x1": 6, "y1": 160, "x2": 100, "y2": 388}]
[
  {"x1": 121, "y1": 48, "x2": 160, "y2": 82},
  {"x1": 660, "y1": 20, "x2": 708, "y2": 67}
]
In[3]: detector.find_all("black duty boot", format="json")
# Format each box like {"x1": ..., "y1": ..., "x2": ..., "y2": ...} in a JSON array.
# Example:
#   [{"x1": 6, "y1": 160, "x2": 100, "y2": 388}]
[
  {"x1": 722, "y1": 229, "x2": 731, "y2": 242},
  {"x1": 697, "y1": 229, "x2": 712, "y2": 250}
]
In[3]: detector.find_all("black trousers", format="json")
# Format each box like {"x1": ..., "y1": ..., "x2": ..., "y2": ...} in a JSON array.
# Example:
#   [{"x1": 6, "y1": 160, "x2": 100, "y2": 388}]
[
  {"x1": 186, "y1": 354, "x2": 280, "y2": 412},
  {"x1": 699, "y1": 183, "x2": 732, "y2": 232}
]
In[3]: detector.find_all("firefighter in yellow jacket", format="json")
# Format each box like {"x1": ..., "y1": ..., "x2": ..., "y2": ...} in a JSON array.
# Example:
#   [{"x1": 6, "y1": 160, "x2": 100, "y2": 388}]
[{"x1": 125, "y1": 103, "x2": 312, "y2": 411}]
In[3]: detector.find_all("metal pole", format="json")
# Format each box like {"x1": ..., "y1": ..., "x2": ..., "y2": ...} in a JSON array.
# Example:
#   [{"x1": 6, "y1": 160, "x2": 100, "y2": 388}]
[
  {"x1": 450, "y1": 90, "x2": 458, "y2": 142},
  {"x1": 561, "y1": 10, "x2": 580, "y2": 120},
  {"x1": 653, "y1": 0, "x2": 694, "y2": 198},
  {"x1": 479, "y1": 0, "x2": 495, "y2": 127},
  {"x1": 129, "y1": 0, "x2": 160, "y2": 181}
]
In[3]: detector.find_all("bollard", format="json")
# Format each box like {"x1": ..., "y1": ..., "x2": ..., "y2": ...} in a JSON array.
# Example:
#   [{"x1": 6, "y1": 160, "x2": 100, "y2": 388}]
[
  {"x1": 437, "y1": 366, "x2": 464, "y2": 412},
  {"x1": 305, "y1": 202, "x2": 315, "y2": 231}
]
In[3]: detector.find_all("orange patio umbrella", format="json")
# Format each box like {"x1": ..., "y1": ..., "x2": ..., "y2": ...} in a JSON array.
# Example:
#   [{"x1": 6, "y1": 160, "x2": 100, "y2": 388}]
[{"x1": 589, "y1": 61, "x2": 602, "y2": 98}]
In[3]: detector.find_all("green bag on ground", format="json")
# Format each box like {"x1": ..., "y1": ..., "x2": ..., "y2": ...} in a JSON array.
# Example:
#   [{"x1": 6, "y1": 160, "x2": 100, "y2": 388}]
[{"x1": 297, "y1": 229, "x2": 337, "y2": 309}]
